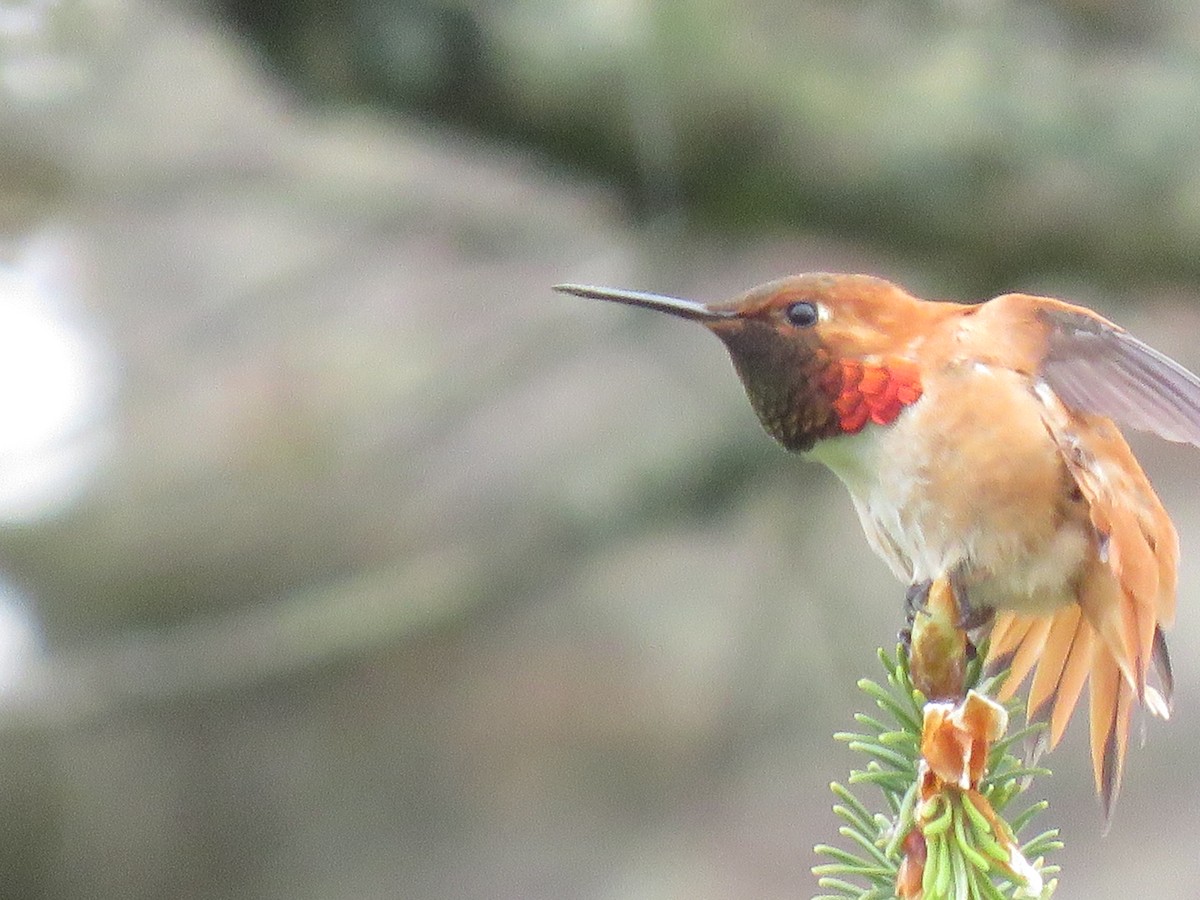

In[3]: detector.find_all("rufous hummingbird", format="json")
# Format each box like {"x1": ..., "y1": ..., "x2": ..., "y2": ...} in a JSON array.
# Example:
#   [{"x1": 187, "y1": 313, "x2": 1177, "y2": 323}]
[{"x1": 557, "y1": 273, "x2": 1200, "y2": 817}]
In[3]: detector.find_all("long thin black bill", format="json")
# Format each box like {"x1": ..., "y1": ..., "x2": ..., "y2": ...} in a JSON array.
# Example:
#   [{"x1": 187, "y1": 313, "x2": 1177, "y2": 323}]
[{"x1": 554, "y1": 283, "x2": 732, "y2": 322}]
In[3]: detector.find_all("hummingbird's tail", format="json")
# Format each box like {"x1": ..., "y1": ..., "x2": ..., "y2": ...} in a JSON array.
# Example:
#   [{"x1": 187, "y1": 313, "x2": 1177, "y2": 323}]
[{"x1": 987, "y1": 605, "x2": 1171, "y2": 822}]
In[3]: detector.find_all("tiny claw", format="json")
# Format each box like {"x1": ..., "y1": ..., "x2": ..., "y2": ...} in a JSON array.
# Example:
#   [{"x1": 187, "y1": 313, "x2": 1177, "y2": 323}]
[
  {"x1": 947, "y1": 570, "x2": 992, "y2": 631},
  {"x1": 904, "y1": 579, "x2": 933, "y2": 622},
  {"x1": 957, "y1": 601, "x2": 994, "y2": 632}
]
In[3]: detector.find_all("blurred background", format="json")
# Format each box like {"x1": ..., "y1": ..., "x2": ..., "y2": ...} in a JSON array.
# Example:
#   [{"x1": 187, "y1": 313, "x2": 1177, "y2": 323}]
[{"x1": 2, "y1": 0, "x2": 1200, "y2": 896}]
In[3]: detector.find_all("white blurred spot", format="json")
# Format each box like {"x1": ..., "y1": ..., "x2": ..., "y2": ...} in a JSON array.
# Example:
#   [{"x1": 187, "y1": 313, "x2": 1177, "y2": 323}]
[
  {"x1": 0, "y1": 0, "x2": 52, "y2": 37},
  {"x1": 0, "y1": 230, "x2": 111, "y2": 523},
  {"x1": 0, "y1": 0, "x2": 108, "y2": 103}
]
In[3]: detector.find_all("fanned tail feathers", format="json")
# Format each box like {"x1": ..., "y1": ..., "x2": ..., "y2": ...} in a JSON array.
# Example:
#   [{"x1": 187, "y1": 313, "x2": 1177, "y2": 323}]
[{"x1": 987, "y1": 609, "x2": 1158, "y2": 821}]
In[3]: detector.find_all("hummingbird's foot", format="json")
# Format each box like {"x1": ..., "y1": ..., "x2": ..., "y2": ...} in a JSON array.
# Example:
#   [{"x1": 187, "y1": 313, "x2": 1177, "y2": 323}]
[
  {"x1": 904, "y1": 579, "x2": 933, "y2": 621},
  {"x1": 900, "y1": 575, "x2": 990, "y2": 655},
  {"x1": 958, "y1": 604, "x2": 994, "y2": 631},
  {"x1": 899, "y1": 579, "x2": 933, "y2": 647},
  {"x1": 950, "y1": 574, "x2": 993, "y2": 632},
  {"x1": 945, "y1": 570, "x2": 989, "y2": 661}
]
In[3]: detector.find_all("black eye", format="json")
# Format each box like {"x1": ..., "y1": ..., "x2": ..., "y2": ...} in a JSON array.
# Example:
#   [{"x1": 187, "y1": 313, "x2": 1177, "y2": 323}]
[{"x1": 784, "y1": 301, "x2": 819, "y2": 327}]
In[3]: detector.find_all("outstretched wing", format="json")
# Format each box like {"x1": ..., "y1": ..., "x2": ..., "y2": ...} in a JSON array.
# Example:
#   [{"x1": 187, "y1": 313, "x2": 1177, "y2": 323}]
[{"x1": 1037, "y1": 305, "x2": 1200, "y2": 446}]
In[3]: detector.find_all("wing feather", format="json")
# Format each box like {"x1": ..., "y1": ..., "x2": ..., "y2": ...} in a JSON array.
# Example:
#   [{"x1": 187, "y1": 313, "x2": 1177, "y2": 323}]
[{"x1": 1038, "y1": 305, "x2": 1200, "y2": 446}]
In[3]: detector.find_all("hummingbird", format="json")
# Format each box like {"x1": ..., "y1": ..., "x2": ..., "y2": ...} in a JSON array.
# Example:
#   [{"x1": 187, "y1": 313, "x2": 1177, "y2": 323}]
[{"x1": 557, "y1": 273, "x2": 1200, "y2": 817}]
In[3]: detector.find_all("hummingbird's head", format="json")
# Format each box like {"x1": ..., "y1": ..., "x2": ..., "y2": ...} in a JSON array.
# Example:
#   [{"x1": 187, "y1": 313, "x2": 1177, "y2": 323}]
[{"x1": 556, "y1": 273, "x2": 930, "y2": 452}]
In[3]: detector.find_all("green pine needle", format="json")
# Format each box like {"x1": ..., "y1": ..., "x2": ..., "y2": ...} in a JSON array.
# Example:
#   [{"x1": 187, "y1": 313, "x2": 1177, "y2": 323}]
[{"x1": 813, "y1": 645, "x2": 1060, "y2": 899}]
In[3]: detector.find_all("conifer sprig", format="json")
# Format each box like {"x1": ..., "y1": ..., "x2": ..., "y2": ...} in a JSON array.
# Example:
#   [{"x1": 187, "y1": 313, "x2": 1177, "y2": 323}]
[{"x1": 813, "y1": 646, "x2": 1061, "y2": 900}]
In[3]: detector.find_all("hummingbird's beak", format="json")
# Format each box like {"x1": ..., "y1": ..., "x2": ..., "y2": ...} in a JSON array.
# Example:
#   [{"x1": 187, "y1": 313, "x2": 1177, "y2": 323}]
[{"x1": 554, "y1": 283, "x2": 734, "y2": 322}]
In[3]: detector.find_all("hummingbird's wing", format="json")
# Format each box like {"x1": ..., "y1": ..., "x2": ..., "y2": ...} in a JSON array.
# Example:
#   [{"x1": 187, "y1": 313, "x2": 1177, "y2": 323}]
[{"x1": 1036, "y1": 305, "x2": 1200, "y2": 446}]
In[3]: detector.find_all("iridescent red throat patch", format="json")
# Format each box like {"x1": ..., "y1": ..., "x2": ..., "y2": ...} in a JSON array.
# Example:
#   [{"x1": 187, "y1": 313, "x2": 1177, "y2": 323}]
[{"x1": 821, "y1": 358, "x2": 923, "y2": 433}]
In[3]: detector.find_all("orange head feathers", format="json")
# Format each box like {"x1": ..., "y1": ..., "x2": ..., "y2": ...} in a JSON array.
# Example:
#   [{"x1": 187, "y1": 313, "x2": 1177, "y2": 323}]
[
  {"x1": 559, "y1": 273, "x2": 1200, "y2": 819},
  {"x1": 559, "y1": 275, "x2": 939, "y2": 450}
]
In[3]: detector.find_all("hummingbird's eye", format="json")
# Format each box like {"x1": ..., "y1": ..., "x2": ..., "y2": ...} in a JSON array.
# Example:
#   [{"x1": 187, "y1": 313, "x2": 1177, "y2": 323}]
[{"x1": 783, "y1": 300, "x2": 819, "y2": 328}]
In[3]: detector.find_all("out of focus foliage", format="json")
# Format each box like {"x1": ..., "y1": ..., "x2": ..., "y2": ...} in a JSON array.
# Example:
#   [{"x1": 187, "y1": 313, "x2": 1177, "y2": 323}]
[
  {"x1": 219, "y1": 0, "x2": 1200, "y2": 293},
  {"x1": 2, "y1": 2, "x2": 1199, "y2": 898}
]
